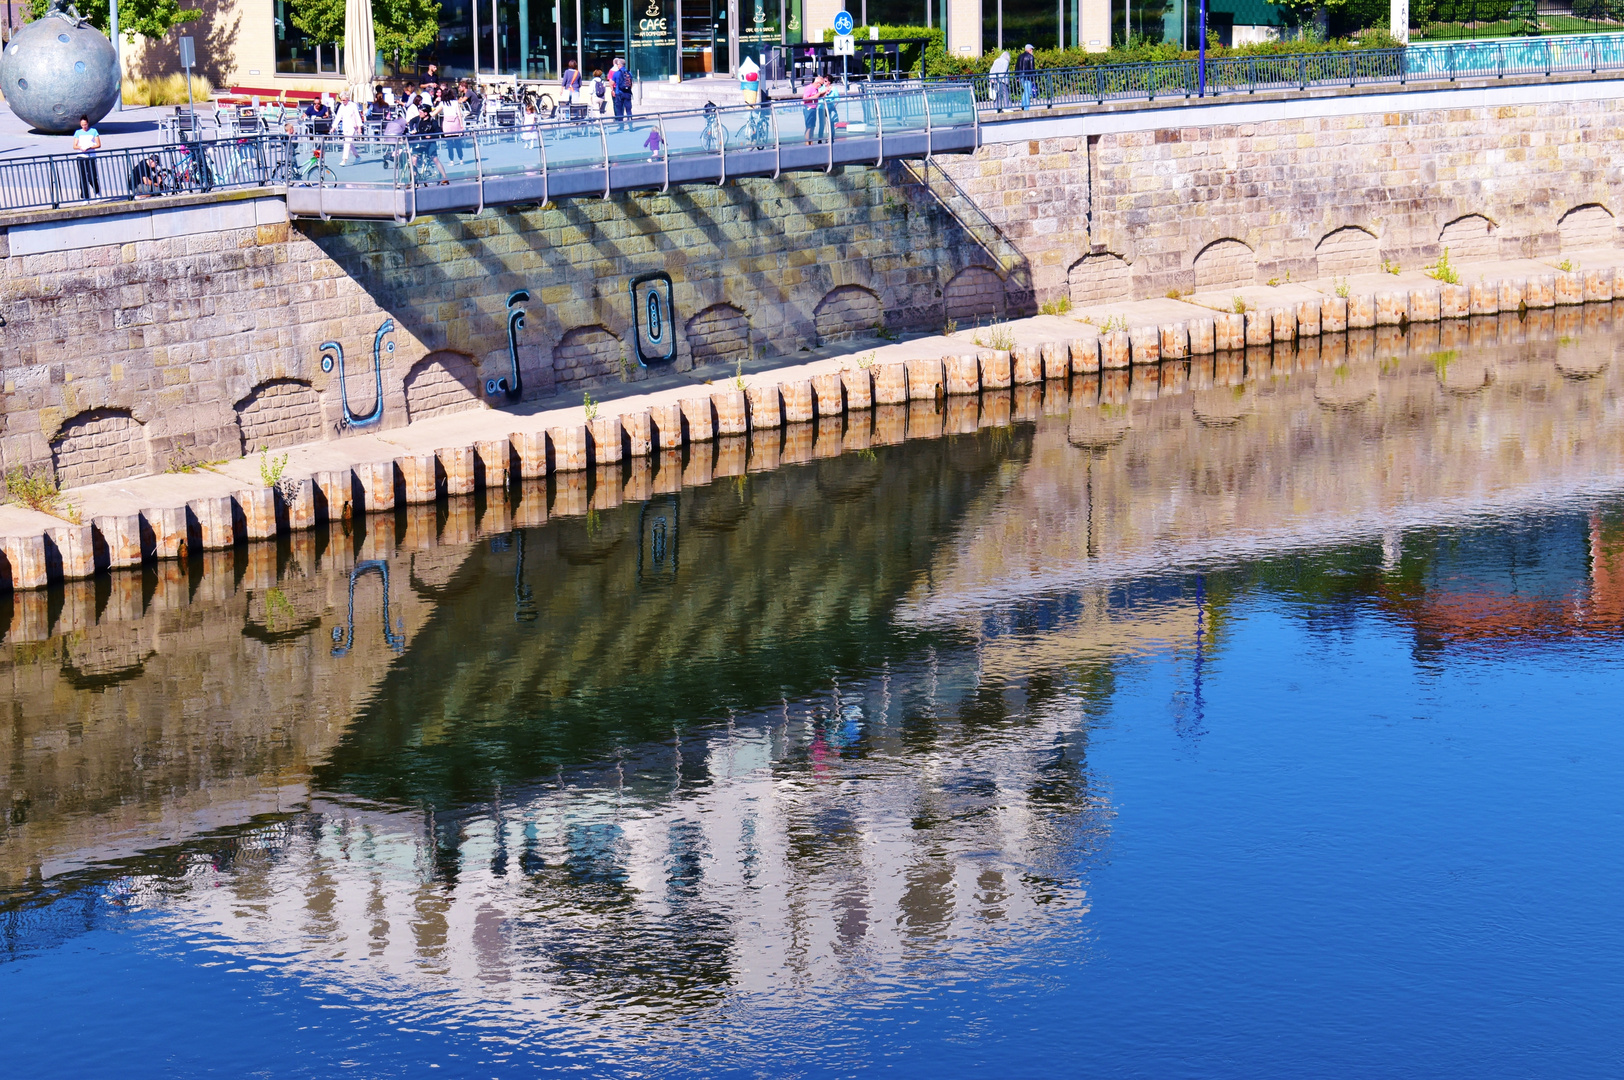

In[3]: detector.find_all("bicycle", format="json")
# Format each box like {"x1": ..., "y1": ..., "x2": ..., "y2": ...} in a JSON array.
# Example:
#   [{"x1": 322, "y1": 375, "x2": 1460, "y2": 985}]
[{"x1": 272, "y1": 142, "x2": 338, "y2": 184}]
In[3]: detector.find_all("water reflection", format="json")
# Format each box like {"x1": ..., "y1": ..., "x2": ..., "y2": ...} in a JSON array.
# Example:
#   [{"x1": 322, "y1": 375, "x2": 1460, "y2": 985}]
[{"x1": 2, "y1": 313, "x2": 1624, "y2": 1072}]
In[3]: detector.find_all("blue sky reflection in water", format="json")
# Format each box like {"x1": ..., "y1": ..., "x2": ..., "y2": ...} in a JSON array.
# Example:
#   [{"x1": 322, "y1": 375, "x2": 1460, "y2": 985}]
[{"x1": 4, "y1": 339, "x2": 1624, "y2": 1077}]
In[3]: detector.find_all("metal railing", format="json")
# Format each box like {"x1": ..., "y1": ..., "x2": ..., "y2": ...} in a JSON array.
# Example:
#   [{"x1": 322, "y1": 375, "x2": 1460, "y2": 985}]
[
  {"x1": 0, "y1": 87, "x2": 979, "y2": 216},
  {"x1": 941, "y1": 32, "x2": 1624, "y2": 110}
]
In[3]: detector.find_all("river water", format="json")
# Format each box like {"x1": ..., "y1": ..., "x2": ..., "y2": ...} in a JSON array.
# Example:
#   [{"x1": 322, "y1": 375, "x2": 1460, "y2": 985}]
[{"x1": 4, "y1": 316, "x2": 1624, "y2": 1078}]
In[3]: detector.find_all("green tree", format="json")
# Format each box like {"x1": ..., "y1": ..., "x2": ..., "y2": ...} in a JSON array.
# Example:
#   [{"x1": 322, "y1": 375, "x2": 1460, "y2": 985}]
[
  {"x1": 374, "y1": 0, "x2": 440, "y2": 67},
  {"x1": 29, "y1": 0, "x2": 201, "y2": 40},
  {"x1": 288, "y1": 0, "x2": 344, "y2": 46}
]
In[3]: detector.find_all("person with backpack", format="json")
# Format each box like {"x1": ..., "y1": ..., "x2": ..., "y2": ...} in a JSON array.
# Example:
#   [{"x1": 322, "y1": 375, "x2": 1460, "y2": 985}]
[
  {"x1": 610, "y1": 58, "x2": 633, "y2": 124},
  {"x1": 591, "y1": 69, "x2": 608, "y2": 115}
]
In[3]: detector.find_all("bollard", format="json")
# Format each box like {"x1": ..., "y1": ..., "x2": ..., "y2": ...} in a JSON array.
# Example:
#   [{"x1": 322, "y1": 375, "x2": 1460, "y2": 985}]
[
  {"x1": 979, "y1": 349, "x2": 1013, "y2": 388},
  {"x1": 1040, "y1": 341, "x2": 1069, "y2": 379},
  {"x1": 1188, "y1": 318, "x2": 1216, "y2": 354},
  {"x1": 1213, "y1": 313, "x2": 1245, "y2": 352},
  {"x1": 811, "y1": 372, "x2": 844, "y2": 416},
  {"x1": 509, "y1": 430, "x2": 548, "y2": 479},
  {"x1": 1373, "y1": 291, "x2": 1405, "y2": 326},
  {"x1": 944, "y1": 354, "x2": 980, "y2": 395},
  {"x1": 1439, "y1": 283, "x2": 1471, "y2": 319},
  {"x1": 1584, "y1": 268, "x2": 1613, "y2": 303},
  {"x1": 475, "y1": 438, "x2": 512, "y2": 488},
  {"x1": 1320, "y1": 296, "x2": 1348, "y2": 334},
  {"x1": 906, "y1": 358, "x2": 945, "y2": 399},
  {"x1": 1347, "y1": 293, "x2": 1376, "y2": 329},
  {"x1": 588, "y1": 416, "x2": 625, "y2": 463},
  {"x1": 1101, "y1": 330, "x2": 1131, "y2": 369},
  {"x1": 1244, "y1": 311, "x2": 1273, "y2": 347},
  {"x1": 143, "y1": 505, "x2": 188, "y2": 559},
  {"x1": 839, "y1": 365, "x2": 873, "y2": 410},
  {"x1": 1269, "y1": 307, "x2": 1295, "y2": 342},
  {"x1": 1611, "y1": 265, "x2": 1624, "y2": 299},
  {"x1": 188, "y1": 495, "x2": 235, "y2": 550},
  {"x1": 439, "y1": 445, "x2": 477, "y2": 495},
  {"x1": 1470, "y1": 280, "x2": 1499, "y2": 315},
  {"x1": 613, "y1": 410, "x2": 650, "y2": 458},
  {"x1": 232, "y1": 488, "x2": 278, "y2": 540},
  {"x1": 44, "y1": 524, "x2": 94, "y2": 580},
  {"x1": 1129, "y1": 327, "x2": 1161, "y2": 365},
  {"x1": 396, "y1": 453, "x2": 438, "y2": 504},
  {"x1": 1293, "y1": 302, "x2": 1320, "y2": 339},
  {"x1": 355, "y1": 460, "x2": 396, "y2": 512},
  {"x1": 1161, "y1": 322, "x2": 1189, "y2": 359},
  {"x1": 281, "y1": 475, "x2": 316, "y2": 531},
  {"x1": 1498, "y1": 278, "x2": 1526, "y2": 313},
  {"x1": 1070, "y1": 333, "x2": 1102, "y2": 372},
  {"x1": 1555, "y1": 270, "x2": 1584, "y2": 305},
  {"x1": 1409, "y1": 287, "x2": 1441, "y2": 322},
  {"x1": 549, "y1": 424, "x2": 590, "y2": 469},
  {"x1": 746, "y1": 384, "x2": 782, "y2": 429},
  {"x1": 874, "y1": 362, "x2": 909, "y2": 404},
  {"x1": 712, "y1": 390, "x2": 748, "y2": 436},
  {"x1": 0, "y1": 534, "x2": 49, "y2": 590},
  {"x1": 1526, "y1": 273, "x2": 1556, "y2": 309},
  {"x1": 679, "y1": 397, "x2": 715, "y2": 442},
  {"x1": 1011, "y1": 345, "x2": 1043, "y2": 384},
  {"x1": 92, "y1": 513, "x2": 143, "y2": 569},
  {"x1": 781, "y1": 379, "x2": 815, "y2": 422},
  {"x1": 649, "y1": 402, "x2": 685, "y2": 448}
]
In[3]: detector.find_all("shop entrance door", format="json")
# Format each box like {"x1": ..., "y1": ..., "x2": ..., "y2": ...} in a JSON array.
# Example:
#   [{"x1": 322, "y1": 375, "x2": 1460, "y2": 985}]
[{"x1": 681, "y1": 0, "x2": 729, "y2": 76}]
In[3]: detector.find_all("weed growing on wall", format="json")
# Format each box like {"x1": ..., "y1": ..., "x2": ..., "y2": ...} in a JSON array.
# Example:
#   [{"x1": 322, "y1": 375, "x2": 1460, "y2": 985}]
[
  {"x1": 583, "y1": 392, "x2": 599, "y2": 422},
  {"x1": 1382, "y1": 257, "x2": 1402, "y2": 275},
  {"x1": 1426, "y1": 247, "x2": 1460, "y2": 285},
  {"x1": 1039, "y1": 297, "x2": 1072, "y2": 316},
  {"x1": 1231, "y1": 295, "x2": 1247, "y2": 314},
  {"x1": 1335, "y1": 277, "x2": 1350, "y2": 299},
  {"x1": 4, "y1": 467, "x2": 79, "y2": 523}
]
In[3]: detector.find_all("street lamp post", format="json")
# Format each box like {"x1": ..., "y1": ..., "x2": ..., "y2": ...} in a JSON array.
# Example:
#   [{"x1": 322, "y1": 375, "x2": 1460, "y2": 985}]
[
  {"x1": 1197, "y1": 0, "x2": 1206, "y2": 97},
  {"x1": 110, "y1": 0, "x2": 120, "y2": 112}
]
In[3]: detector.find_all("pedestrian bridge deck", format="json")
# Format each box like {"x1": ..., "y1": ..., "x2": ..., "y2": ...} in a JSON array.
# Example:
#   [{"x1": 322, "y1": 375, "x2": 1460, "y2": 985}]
[{"x1": 287, "y1": 88, "x2": 980, "y2": 221}]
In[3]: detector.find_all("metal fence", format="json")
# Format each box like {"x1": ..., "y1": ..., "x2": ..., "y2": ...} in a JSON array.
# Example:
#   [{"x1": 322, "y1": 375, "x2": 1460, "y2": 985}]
[
  {"x1": 943, "y1": 32, "x2": 1624, "y2": 109},
  {"x1": 0, "y1": 137, "x2": 297, "y2": 212}
]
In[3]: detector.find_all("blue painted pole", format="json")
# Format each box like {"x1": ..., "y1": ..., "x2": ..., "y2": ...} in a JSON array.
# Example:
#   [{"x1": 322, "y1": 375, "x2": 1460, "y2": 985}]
[{"x1": 1197, "y1": 0, "x2": 1206, "y2": 96}]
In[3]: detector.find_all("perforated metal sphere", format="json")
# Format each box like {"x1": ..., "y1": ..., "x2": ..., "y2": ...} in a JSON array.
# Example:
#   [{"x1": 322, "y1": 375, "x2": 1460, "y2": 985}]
[{"x1": 0, "y1": 9, "x2": 120, "y2": 134}]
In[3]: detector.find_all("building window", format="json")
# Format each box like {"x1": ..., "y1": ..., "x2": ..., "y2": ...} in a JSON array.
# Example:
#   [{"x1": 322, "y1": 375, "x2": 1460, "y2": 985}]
[{"x1": 275, "y1": 0, "x2": 344, "y2": 75}]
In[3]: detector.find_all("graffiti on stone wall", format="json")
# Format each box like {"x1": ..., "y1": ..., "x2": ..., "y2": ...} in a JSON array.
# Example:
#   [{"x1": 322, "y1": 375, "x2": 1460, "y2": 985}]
[
  {"x1": 629, "y1": 271, "x2": 678, "y2": 367},
  {"x1": 320, "y1": 318, "x2": 393, "y2": 430}
]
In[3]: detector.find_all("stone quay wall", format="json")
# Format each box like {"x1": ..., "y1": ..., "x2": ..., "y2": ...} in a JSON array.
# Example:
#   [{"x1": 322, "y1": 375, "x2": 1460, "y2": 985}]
[
  {"x1": 4, "y1": 85, "x2": 1624, "y2": 493},
  {"x1": 944, "y1": 90, "x2": 1624, "y2": 305},
  {"x1": 0, "y1": 174, "x2": 998, "y2": 490}
]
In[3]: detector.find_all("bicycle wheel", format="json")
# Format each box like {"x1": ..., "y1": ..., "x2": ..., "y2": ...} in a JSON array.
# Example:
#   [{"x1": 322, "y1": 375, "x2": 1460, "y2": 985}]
[{"x1": 537, "y1": 93, "x2": 556, "y2": 118}]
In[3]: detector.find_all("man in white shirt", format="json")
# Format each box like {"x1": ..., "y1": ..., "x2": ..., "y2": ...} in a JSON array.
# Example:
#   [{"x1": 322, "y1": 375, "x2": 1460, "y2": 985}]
[
  {"x1": 72, "y1": 116, "x2": 100, "y2": 199},
  {"x1": 335, "y1": 91, "x2": 364, "y2": 166}
]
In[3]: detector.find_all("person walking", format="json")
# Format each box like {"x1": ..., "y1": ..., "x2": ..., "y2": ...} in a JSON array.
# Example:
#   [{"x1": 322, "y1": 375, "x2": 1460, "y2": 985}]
[
  {"x1": 437, "y1": 90, "x2": 467, "y2": 164},
  {"x1": 335, "y1": 91, "x2": 364, "y2": 165},
  {"x1": 591, "y1": 69, "x2": 608, "y2": 115},
  {"x1": 71, "y1": 115, "x2": 100, "y2": 199},
  {"x1": 560, "y1": 60, "x2": 582, "y2": 112},
  {"x1": 610, "y1": 58, "x2": 633, "y2": 125},
  {"x1": 1015, "y1": 44, "x2": 1037, "y2": 111}
]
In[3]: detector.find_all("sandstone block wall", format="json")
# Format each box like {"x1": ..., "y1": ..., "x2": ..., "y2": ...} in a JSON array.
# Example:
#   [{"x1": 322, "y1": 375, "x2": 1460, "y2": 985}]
[
  {"x1": 943, "y1": 97, "x2": 1624, "y2": 303},
  {"x1": 0, "y1": 171, "x2": 998, "y2": 488}
]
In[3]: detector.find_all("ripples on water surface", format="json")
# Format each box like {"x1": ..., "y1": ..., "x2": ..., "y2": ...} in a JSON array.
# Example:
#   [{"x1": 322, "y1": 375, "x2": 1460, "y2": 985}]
[{"x1": 4, "y1": 321, "x2": 1624, "y2": 1077}]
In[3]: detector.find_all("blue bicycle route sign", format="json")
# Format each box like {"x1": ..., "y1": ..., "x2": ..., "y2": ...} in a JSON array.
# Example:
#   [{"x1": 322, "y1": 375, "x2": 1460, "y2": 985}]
[{"x1": 833, "y1": 10, "x2": 854, "y2": 35}]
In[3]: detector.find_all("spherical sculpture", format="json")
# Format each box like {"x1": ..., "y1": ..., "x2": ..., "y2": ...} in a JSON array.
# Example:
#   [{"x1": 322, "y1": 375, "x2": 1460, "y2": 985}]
[{"x1": 0, "y1": 1, "x2": 120, "y2": 135}]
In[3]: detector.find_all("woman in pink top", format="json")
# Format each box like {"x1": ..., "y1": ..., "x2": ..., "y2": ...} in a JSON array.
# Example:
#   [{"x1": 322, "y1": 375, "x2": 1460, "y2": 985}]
[{"x1": 801, "y1": 76, "x2": 827, "y2": 145}]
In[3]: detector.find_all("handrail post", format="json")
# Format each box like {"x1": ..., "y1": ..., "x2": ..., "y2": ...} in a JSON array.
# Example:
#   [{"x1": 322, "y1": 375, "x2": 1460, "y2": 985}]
[
  {"x1": 1299, "y1": 54, "x2": 1307, "y2": 91},
  {"x1": 826, "y1": 100, "x2": 835, "y2": 173},
  {"x1": 473, "y1": 130, "x2": 485, "y2": 214},
  {"x1": 599, "y1": 118, "x2": 612, "y2": 200},
  {"x1": 772, "y1": 100, "x2": 783, "y2": 179},
  {"x1": 538, "y1": 119, "x2": 549, "y2": 206},
  {"x1": 718, "y1": 109, "x2": 728, "y2": 185},
  {"x1": 874, "y1": 89, "x2": 884, "y2": 168},
  {"x1": 921, "y1": 88, "x2": 933, "y2": 162},
  {"x1": 1498, "y1": 42, "x2": 1505, "y2": 79},
  {"x1": 318, "y1": 135, "x2": 329, "y2": 222},
  {"x1": 659, "y1": 113, "x2": 670, "y2": 193}
]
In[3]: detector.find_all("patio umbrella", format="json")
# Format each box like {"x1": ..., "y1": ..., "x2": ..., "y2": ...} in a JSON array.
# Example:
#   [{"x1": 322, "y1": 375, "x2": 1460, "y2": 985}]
[{"x1": 344, "y1": 0, "x2": 377, "y2": 104}]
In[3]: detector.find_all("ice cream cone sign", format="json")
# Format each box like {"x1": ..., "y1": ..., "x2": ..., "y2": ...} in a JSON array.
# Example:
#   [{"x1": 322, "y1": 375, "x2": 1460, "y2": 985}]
[{"x1": 740, "y1": 57, "x2": 761, "y2": 104}]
